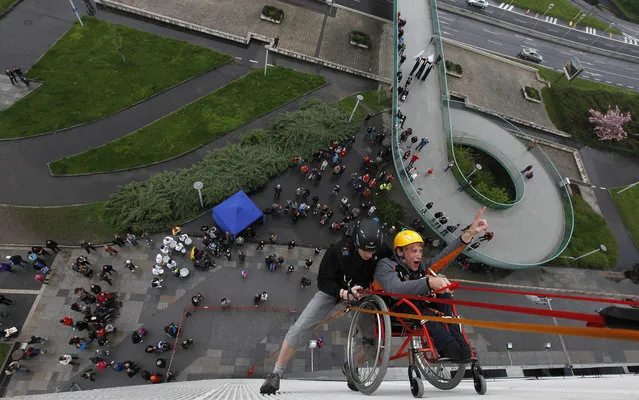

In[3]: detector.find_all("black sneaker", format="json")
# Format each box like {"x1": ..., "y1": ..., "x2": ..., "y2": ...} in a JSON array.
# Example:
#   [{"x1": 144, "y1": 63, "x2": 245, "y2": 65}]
[
  {"x1": 341, "y1": 362, "x2": 359, "y2": 392},
  {"x1": 260, "y1": 372, "x2": 280, "y2": 395}
]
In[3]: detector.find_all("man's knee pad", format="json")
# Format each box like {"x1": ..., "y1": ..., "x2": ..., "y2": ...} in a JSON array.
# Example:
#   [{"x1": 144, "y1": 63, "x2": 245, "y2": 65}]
[{"x1": 439, "y1": 339, "x2": 462, "y2": 360}]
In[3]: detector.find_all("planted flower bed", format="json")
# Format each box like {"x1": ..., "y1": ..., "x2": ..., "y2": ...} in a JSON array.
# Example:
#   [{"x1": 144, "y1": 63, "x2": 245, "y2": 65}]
[
  {"x1": 350, "y1": 31, "x2": 372, "y2": 49},
  {"x1": 261, "y1": 5, "x2": 284, "y2": 23},
  {"x1": 523, "y1": 86, "x2": 542, "y2": 103},
  {"x1": 445, "y1": 60, "x2": 463, "y2": 77}
]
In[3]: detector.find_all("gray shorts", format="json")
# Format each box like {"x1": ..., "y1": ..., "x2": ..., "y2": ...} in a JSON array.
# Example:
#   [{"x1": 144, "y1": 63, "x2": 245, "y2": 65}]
[{"x1": 284, "y1": 290, "x2": 345, "y2": 349}]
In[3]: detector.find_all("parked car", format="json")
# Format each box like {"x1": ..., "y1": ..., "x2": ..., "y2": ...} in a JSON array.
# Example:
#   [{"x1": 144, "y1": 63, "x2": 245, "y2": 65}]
[
  {"x1": 466, "y1": 0, "x2": 488, "y2": 9},
  {"x1": 519, "y1": 47, "x2": 543, "y2": 63}
]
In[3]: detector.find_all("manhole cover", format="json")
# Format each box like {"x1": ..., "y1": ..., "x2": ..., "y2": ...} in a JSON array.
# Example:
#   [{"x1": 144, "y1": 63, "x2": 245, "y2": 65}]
[{"x1": 24, "y1": 19, "x2": 32, "y2": 25}]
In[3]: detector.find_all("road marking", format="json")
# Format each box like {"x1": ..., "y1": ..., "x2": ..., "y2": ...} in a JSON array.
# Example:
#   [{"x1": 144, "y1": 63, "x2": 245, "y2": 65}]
[
  {"x1": 594, "y1": 60, "x2": 605, "y2": 64},
  {"x1": 482, "y1": 29, "x2": 499, "y2": 35},
  {"x1": 514, "y1": 18, "x2": 527, "y2": 23},
  {"x1": 577, "y1": 36, "x2": 589, "y2": 40},
  {"x1": 515, "y1": 34, "x2": 526, "y2": 39},
  {"x1": 624, "y1": 66, "x2": 636, "y2": 71},
  {"x1": 617, "y1": 83, "x2": 624, "y2": 86},
  {"x1": 559, "y1": 51, "x2": 572, "y2": 56},
  {"x1": 249, "y1": 59, "x2": 259, "y2": 63},
  {"x1": 548, "y1": 28, "x2": 559, "y2": 33},
  {"x1": 488, "y1": 40, "x2": 503, "y2": 46},
  {"x1": 594, "y1": 78, "x2": 601, "y2": 81},
  {"x1": 441, "y1": 31, "x2": 454, "y2": 36},
  {"x1": 439, "y1": 14, "x2": 454, "y2": 21},
  {"x1": 587, "y1": 66, "x2": 639, "y2": 82},
  {"x1": 606, "y1": 81, "x2": 613, "y2": 84},
  {"x1": 0, "y1": 289, "x2": 40, "y2": 294},
  {"x1": 440, "y1": 20, "x2": 449, "y2": 24},
  {"x1": 445, "y1": 27, "x2": 459, "y2": 32},
  {"x1": 629, "y1": 86, "x2": 635, "y2": 89},
  {"x1": 234, "y1": 57, "x2": 242, "y2": 60}
]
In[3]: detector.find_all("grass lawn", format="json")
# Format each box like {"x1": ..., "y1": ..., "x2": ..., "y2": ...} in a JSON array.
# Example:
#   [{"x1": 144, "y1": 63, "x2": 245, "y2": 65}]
[
  {"x1": 0, "y1": 0, "x2": 15, "y2": 14},
  {"x1": 508, "y1": 0, "x2": 621, "y2": 33},
  {"x1": 537, "y1": 68, "x2": 639, "y2": 157},
  {"x1": 0, "y1": 18, "x2": 232, "y2": 138},
  {"x1": 0, "y1": 203, "x2": 118, "y2": 245},
  {"x1": 49, "y1": 67, "x2": 325, "y2": 174},
  {"x1": 612, "y1": 0, "x2": 639, "y2": 23},
  {"x1": 610, "y1": 184, "x2": 639, "y2": 248},
  {"x1": 558, "y1": 192, "x2": 618, "y2": 269},
  {"x1": 335, "y1": 89, "x2": 392, "y2": 121}
]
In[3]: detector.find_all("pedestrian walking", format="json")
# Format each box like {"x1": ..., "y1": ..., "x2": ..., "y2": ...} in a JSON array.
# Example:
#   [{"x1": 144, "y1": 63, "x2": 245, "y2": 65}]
[
  {"x1": 5, "y1": 68, "x2": 17, "y2": 85},
  {"x1": 525, "y1": 171, "x2": 534, "y2": 179},
  {"x1": 82, "y1": 368, "x2": 96, "y2": 381},
  {"x1": 191, "y1": 292, "x2": 203, "y2": 306},
  {"x1": 444, "y1": 162, "x2": 454, "y2": 172},
  {"x1": 45, "y1": 239, "x2": 60, "y2": 253},
  {"x1": 458, "y1": 180, "x2": 472, "y2": 192},
  {"x1": 102, "y1": 264, "x2": 115, "y2": 275},
  {"x1": 254, "y1": 292, "x2": 262, "y2": 307},
  {"x1": 288, "y1": 241, "x2": 296, "y2": 251},
  {"x1": 180, "y1": 338, "x2": 194, "y2": 350},
  {"x1": 409, "y1": 58, "x2": 421, "y2": 76},
  {"x1": 314, "y1": 247, "x2": 321, "y2": 255},
  {"x1": 126, "y1": 233, "x2": 138, "y2": 246},
  {"x1": 113, "y1": 234, "x2": 126, "y2": 248},
  {"x1": 407, "y1": 135, "x2": 418, "y2": 149},
  {"x1": 479, "y1": 232, "x2": 494, "y2": 242},
  {"x1": 407, "y1": 154, "x2": 419, "y2": 169},
  {"x1": 90, "y1": 284, "x2": 101, "y2": 295},
  {"x1": 104, "y1": 245, "x2": 118, "y2": 256},
  {"x1": 151, "y1": 278, "x2": 163, "y2": 288},
  {"x1": 256, "y1": 240, "x2": 265, "y2": 250},
  {"x1": 415, "y1": 137, "x2": 429, "y2": 151},
  {"x1": 0, "y1": 263, "x2": 14, "y2": 273},
  {"x1": 5, "y1": 361, "x2": 29, "y2": 375},
  {"x1": 273, "y1": 184, "x2": 282, "y2": 200},
  {"x1": 80, "y1": 240, "x2": 96, "y2": 254},
  {"x1": 304, "y1": 258, "x2": 313, "y2": 269},
  {"x1": 521, "y1": 165, "x2": 533, "y2": 174},
  {"x1": 99, "y1": 271, "x2": 113, "y2": 286},
  {"x1": 124, "y1": 259, "x2": 137, "y2": 272},
  {"x1": 415, "y1": 60, "x2": 428, "y2": 79},
  {"x1": 270, "y1": 233, "x2": 277, "y2": 244},
  {"x1": 35, "y1": 274, "x2": 50, "y2": 284},
  {"x1": 59, "y1": 354, "x2": 78, "y2": 365},
  {"x1": 300, "y1": 277, "x2": 312, "y2": 288},
  {"x1": 527, "y1": 140, "x2": 539, "y2": 151},
  {"x1": 364, "y1": 113, "x2": 372, "y2": 124},
  {"x1": 0, "y1": 295, "x2": 13, "y2": 305},
  {"x1": 60, "y1": 316, "x2": 75, "y2": 328},
  {"x1": 425, "y1": 168, "x2": 433, "y2": 177}
]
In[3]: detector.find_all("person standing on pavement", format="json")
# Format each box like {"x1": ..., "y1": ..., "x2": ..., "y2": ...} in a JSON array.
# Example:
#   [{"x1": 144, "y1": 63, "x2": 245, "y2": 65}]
[
  {"x1": 260, "y1": 219, "x2": 391, "y2": 395},
  {"x1": 407, "y1": 154, "x2": 419, "y2": 169},
  {"x1": 444, "y1": 161, "x2": 455, "y2": 172},
  {"x1": 409, "y1": 58, "x2": 422, "y2": 76},
  {"x1": 458, "y1": 180, "x2": 472, "y2": 192},
  {"x1": 80, "y1": 240, "x2": 96, "y2": 254},
  {"x1": 5, "y1": 68, "x2": 17, "y2": 85},
  {"x1": 59, "y1": 354, "x2": 78, "y2": 365},
  {"x1": 415, "y1": 59, "x2": 429, "y2": 79},
  {"x1": 521, "y1": 165, "x2": 533, "y2": 174},
  {"x1": 421, "y1": 62, "x2": 434, "y2": 82},
  {"x1": 45, "y1": 240, "x2": 61, "y2": 253},
  {"x1": 6, "y1": 255, "x2": 27, "y2": 268}
]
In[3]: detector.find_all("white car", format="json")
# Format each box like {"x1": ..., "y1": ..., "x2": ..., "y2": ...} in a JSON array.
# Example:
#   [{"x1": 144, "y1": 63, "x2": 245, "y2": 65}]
[{"x1": 467, "y1": 0, "x2": 488, "y2": 9}]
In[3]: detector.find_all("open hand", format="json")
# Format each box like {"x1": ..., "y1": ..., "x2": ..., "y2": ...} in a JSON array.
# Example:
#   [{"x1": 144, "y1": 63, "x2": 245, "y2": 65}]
[{"x1": 466, "y1": 207, "x2": 488, "y2": 237}]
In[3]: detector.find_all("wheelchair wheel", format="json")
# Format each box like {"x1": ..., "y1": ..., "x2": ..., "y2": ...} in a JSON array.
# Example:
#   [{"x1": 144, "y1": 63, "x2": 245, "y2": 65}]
[
  {"x1": 346, "y1": 295, "x2": 391, "y2": 394},
  {"x1": 474, "y1": 374, "x2": 487, "y2": 395},
  {"x1": 410, "y1": 376, "x2": 424, "y2": 398},
  {"x1": 413, "y1": 336, "x2": 467, "y2": 390}
]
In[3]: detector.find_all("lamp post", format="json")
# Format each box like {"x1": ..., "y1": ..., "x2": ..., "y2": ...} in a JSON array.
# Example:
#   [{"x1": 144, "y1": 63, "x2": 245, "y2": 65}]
[
  {"x1": 349, "y1": 94, "x2": 364, "y2": 122},
  {"x1": 193, "y1": 181, "x2": 204, "y2": 208},
  {"x1": 466, "y1": 163, "x2": 482, "y2": 180},
  {"x1": 544, "y1": 342, "x2": 552, "y2": 367},
  {"x1": 309, "y1": 339, "x2": 317, "y2": 372},
  {"x1": 570, "y1": 244, "x2": 607, "y2": 261},
  {"x1": 506, "y1": 342, "x2": 513, "y2": 366},
  {"x1": 592, "y1": 23, "x2": 614, "y2": 45},
  {"x1": 533, "y1": 3, "x2": 554, "y2": 29},
  {"x1": 538, "y1": 297, "x2": 573, "y2": 375},
  {"x1": 264, "y1": 45, "x2": 270, "y2": 76}
]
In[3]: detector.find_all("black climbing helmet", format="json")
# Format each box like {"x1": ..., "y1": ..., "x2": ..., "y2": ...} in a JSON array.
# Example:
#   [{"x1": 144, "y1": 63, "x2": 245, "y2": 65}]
[{"x1": 353, "y1": 219, "x2": 383, "y2": 252}]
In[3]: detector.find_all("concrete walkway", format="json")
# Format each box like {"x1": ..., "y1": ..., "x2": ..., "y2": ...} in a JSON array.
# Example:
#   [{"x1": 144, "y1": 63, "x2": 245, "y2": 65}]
[{"x1": 396, "y1": 0, "x2": 567, "y2": 267}]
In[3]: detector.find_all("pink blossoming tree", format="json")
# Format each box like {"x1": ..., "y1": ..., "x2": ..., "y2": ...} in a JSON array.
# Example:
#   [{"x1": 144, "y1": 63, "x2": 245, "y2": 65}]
[{"x1": 588, "y1": 105, "x2": 632, "y2": 141}]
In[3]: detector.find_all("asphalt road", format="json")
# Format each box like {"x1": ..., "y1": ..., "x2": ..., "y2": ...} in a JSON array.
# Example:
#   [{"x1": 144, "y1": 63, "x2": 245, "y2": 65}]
[
  {"x1": 436, "y1": 9, "x2": 639, "y2": 92},
  {"x1": 334, "y1": 0, "x2": 394, "y2": 20}
]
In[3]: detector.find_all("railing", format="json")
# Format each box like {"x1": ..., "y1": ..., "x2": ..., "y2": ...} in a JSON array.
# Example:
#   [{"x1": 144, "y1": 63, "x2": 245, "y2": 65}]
[{"x1": 390, "y1": 0, "x2": 574, "y2": 269}]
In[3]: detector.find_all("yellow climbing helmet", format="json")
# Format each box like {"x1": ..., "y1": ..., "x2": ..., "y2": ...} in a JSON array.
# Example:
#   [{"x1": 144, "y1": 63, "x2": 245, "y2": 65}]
[{"x1": 393, "y1": 229, "x2": 424, "y2": 249}]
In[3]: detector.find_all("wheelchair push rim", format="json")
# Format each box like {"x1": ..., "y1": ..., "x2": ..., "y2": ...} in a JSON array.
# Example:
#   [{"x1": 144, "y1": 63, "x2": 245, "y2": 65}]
[{"x1": 346, "y1": 295, "x2": 392, "y2": 395}]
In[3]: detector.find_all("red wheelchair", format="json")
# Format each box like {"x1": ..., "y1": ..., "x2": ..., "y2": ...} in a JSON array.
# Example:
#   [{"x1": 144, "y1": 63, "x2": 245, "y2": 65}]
[{"x1": 344, "y1": 284, "x2": 486, "y2": 397}]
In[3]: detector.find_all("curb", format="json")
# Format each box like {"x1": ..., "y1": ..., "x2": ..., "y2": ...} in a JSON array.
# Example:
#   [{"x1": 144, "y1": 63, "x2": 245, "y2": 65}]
[
  {"x1": 47, "y1": 80, "x2": 329, "y2": 176},
  {"x1": 436, "y1": 3, "x2": 639, "y2": 65},
  {"x1": 0, "y1": 0, "x2": 23, "y2": 20},
  {"x1": 95, "y1": 0, "x2": 392, "y2": 84}
]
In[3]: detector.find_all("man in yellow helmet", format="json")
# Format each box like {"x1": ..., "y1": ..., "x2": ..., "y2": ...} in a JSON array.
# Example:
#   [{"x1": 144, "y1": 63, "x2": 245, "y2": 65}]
[{"x1": 374, "y1": 207, "x2": 488, "y2": 360}]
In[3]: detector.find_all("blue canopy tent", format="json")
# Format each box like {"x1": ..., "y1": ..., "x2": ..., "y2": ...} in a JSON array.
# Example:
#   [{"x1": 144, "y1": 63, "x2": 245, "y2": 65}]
[{"x1": 211, "y1": 190, "x2": 264, "y2": 237}]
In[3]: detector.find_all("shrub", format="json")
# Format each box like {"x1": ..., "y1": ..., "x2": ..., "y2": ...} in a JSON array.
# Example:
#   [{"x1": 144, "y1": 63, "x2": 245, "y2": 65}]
[
  {"x1": 105, "y1": 99, "x2": 357, "y2": 232},
  {"x1": 262, "y1": 5, "x2": 284, "y2": 21},
  {"x1": 445, "y1": 60, "x2": 463, "y2": 74},
  {"x1": 350, "y1": 31, "x2": 372, "y2": 48},
  {"x1": 524, "y1": 86, "x2": 541, "y2": 101}
]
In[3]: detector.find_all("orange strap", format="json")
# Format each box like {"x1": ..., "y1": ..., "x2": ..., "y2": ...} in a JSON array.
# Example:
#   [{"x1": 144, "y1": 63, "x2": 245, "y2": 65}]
[{"x1": 350, "y1": 307, "x2": 639, "y2": 342}]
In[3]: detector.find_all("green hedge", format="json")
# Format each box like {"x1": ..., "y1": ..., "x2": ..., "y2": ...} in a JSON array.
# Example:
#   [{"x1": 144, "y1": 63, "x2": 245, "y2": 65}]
[
  {"x1": 445, "y1": 60, "x2": 463, "y2": 74},
  {"x1": 105, "y1": 99, "x2": 357, "y2": 232},
  {"x1": 49, "y1": 67, "x2": 326, "y2": 174},
  {"x1": 538, "y1": 68, "x2": 639, "y2": 157},
  {"x1": 0, "y1": 0, "x2": 15, "y2": 14},
  {"x1": 0, "y1": 18, "x2": 232, "y2": 138}
]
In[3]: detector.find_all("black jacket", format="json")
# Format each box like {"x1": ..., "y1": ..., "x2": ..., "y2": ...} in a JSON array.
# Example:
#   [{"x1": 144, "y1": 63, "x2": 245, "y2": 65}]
[{"x1": 317, "y1": 238, "x2": 392, "y2": 300}]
